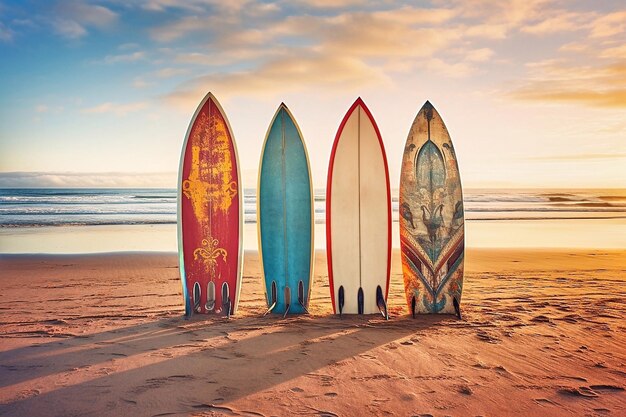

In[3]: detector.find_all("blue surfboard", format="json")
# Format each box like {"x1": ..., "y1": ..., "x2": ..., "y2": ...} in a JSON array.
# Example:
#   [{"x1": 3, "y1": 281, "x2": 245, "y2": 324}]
[{"x1": 258, "y1": 103, "x2": 314, "y2": 316}]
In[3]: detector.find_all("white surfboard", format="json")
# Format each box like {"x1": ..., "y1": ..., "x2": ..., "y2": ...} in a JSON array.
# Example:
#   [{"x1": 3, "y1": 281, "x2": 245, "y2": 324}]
[{"x1": 326, "y1": 98, "x2": 392, "y2": 315}]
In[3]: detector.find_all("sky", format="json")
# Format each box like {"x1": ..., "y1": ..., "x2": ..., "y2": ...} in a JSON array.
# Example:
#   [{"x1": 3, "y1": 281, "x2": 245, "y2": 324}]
[{"x1": 0, "y1": 0, "x2": 624, "y2": 189}]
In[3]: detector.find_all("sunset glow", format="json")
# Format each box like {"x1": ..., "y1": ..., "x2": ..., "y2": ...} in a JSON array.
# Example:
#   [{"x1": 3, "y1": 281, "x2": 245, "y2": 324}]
[{"x1": 0, "y1": 0, "x2": 624, "y2": 188}]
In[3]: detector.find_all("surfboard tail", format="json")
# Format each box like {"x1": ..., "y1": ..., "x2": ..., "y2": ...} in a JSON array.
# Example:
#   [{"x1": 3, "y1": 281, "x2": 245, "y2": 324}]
[
  {"x1": 376, "y1": 285, "x2": 388, "y2": 320},
  {"x1": 357, "y1": 287, "x2": 364, "y2": 315},
  {"x1": 298, "y1": 280, "x2": 309, "y2": 314},
  {"x1": 283, "y1": 286, "x2": 291, "y2": 318},
  {"x1": 263, "y1": 281, "x2": 278, "y2": 316},
  {"x1": 338, "y1": 286, "x2": 345, "y2": 317}
]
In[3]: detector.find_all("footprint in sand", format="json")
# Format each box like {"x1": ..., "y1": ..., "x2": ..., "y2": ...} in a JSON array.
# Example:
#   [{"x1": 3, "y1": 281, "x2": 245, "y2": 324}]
[
  {"x1": 476, "y1": 330, "x2": 500, "y2": 343},
  {"x1": 557, "y1": 386, "x2": 598, "y2": 398},
  {"x1": 456, "y1": 384, "x2": 473, "y2": 395},
  {"x1": 533, "y1": 398, "x2": 556, "y2": 405},
  {"x1": 16, "y1": 389, "x2": 41, "y2": 400},
  {"x1": 589, "y1": 384, "x2": 624, "y2": 393},
  {"x1": 493, "y1": 365, "x2": 512, "y2": 376}
]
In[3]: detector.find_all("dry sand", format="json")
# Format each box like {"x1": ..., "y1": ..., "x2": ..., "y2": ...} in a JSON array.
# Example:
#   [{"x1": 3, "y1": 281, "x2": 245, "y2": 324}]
[{"x1": 0, "y1": 249, "x2": 624, "y2": 416}]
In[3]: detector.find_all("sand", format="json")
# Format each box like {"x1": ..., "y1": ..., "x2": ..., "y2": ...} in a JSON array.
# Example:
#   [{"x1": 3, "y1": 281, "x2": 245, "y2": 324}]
[{"x1": 0, "y1": 249, "x2": 624, "y2": 416}]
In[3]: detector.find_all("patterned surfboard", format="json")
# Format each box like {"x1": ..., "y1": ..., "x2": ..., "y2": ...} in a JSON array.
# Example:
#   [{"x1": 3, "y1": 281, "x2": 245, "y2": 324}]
[
  {"x1": 177, "y1": 92, "x2": 243, "y2": 317},
  {"x1": 400, "y1": 101, "x2": 464, "y2": 316},
  {"x1": 258, "y1": 103, "x2": 314, "y2": 315},
  {"x1": 327, "y1": 98, "x2": 392, "y2": 316}
]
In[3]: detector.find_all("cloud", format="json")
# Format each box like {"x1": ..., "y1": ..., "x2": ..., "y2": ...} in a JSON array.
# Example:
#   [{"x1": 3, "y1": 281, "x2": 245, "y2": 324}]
[
  {"x1": 464, "y1": 47, "x2": 494, "y2": 62},
  {"x1": 509, "y1": 61, "x2": 626, "y2": 108},
  {"x1": 52, "y1": 18, "x2": 86, "y2": 39},
  {"x1": 154, "y1": 67, "x2": 189, "y2": 78},
  {"x1": 599, "y1": 44, "x2": 626, "y2": 60},
  {"x1": 149, "y1": 1, "x2": 269, "y2": 42},
  {"x1": 165, "y1": 52, "x2": 388, "y2": 106},
  {"x1": 0, "y1": 172, "x2": 175, "y2": 188},
  {"x1": 160, "y1": 5, "x2": 467, "y2": 107},
  {"x1": 527, "y1": 153, "x2": 626, "y2": 161},
  {"x1": 0, "y1": 21, "x2": 14, "y2": 42},
  {"x1": 118, "y1": 42, "x2": 140, "y2": 50},
  {"x1": 132, "y1": 77, "x2": 151, "y2": 89},
  {"x1": 521, "y1": 11, "x2": 593, "y2": 35},
  {"x1": 449, "y1": 0, "x2": 549, "y2": 25},
  {"x1": 142, "y1": 0, "x2": 231, "y2": 13},
  {"x1": 150, "y1": 15, "x2": 211, "y2": 42},
  {"x1": 441, "y1": 0, "x2": 554, "y2": 39},
  {"x1": 318, "y1": 11, "x2": 458, "y2": 59},
  {"x1": 81, "y1": 101, "x2": 148, "y2": 116},
  {"x1": 287, "y1": 0, "x2": 366, "y2": 8},
  {"x1": 102, "y1": 51, "x2": 146, "y2": 64},
  {"x1": 512, "y1": 88, "x2": 626, "y2": 108},
  {"x1": 52, "y1": 0, "x2": 117, "y2": 39},
  {"x1": 590, "y1": 10, "x2": 626, "y2": 38},
  {"x1": 34, "y1": 104, "x2": 64, "y2": 114}
]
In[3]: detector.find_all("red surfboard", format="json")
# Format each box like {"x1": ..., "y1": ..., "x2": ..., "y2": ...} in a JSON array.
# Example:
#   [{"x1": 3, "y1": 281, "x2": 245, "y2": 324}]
[{"x1": 177, "y1": 92, "x2": 243, "y2": 317}]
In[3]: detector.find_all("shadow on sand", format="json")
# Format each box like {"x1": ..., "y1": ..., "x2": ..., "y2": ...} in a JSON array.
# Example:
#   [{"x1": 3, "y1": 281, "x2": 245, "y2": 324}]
[{"x1": 0, "y1": 312, "x2": 457, "y2": 416}]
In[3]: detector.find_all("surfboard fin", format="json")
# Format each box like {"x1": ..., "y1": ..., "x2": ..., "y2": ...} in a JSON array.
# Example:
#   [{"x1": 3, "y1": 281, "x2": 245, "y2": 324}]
[
  {"x1": 221, "y1": 283, "x2": 231, "y2": 319},
  {"x1": 205, "y1": 281, "x2": 216, "y2": 312},
  {"x1": 411, "y1": 295, "x2": 416, "y2": 319},
  {"x1": 298, "y1": 280, "x2": 309, "y2": 314},
  {"x1": 453, "y1": 297, "x2": 461, "y2": 320},
  {"x1": 357, "y1": 287, "x2": 364, "y2": 315},
  {"x1": 376, "y1": 286, "x2": 388, "y2": 320},
  {"x1": 263, "y1": 281, "x2": 278, "y2": 317},
  {"x1": 283, "y1": 286, "x2": 291, "y2": 318},
  {"x1": 338, "y1": 286, "x2": 345, "y2": 317},
  {"x1": 193, "y1": 282, "x2": 201, "y2": 314}
]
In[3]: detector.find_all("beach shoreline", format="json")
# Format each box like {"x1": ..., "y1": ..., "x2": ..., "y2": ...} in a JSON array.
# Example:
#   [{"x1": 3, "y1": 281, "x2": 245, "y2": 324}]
[{"x1": 1, "y1": 249, "x2": 624, "y2": 416}]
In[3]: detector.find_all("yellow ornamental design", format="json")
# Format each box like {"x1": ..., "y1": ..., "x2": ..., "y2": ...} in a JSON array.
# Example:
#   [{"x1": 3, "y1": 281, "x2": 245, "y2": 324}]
[
  {"x1": 194, "y1": 237, "x2": 228, "y2": 278},
  {"x1": 182, "y1": 110, "x2": 238, "y2": 222}
]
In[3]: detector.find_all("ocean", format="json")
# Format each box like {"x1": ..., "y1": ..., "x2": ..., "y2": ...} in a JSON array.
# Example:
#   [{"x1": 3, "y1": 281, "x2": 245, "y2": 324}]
[{"x1": 1, "y1": 188, "x2": 625, "y2": 252}]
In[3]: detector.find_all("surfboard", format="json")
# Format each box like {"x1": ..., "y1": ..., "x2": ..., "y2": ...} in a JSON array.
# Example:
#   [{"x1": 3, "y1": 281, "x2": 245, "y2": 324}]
[
  {"x1": 326, "y1": 98, "x2": 391, "y2": 317},
  {"x1": 400, "y1": 101, "x2": 464, "y2": 318},
  {"x1": 258, "y1": 103, "x2": 314, "y2": 316},
  {"x1": 178, "y1": 92, "x2": 243, "y2": 317}
]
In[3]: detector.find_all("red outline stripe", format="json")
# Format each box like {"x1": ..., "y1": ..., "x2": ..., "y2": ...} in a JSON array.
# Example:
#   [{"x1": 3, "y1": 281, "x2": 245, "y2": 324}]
[{"x1": 326, "y1": 98, "x2": 392, "y2": 313}]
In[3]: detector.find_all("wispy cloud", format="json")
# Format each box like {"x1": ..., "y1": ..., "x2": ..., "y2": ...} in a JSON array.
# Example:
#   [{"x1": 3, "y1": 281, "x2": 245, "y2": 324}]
[
  {"x1": 81, "y1": 101, "x2": 148, "y2": 116},
  {"x1": 101, "y1": 51, "x2": 146, "y2": 64},
  {"x1": 0, "y1": 172, "x2": 175, "y2": 188},
  {"x1": 150, "y1": 15, "x2": 214, "y2": 42},
  {"x1": 0, "y1": 21, "x2": 14, "y2": 42},
  {"x1": 527, "y1": 153, "x2": 626, "y2": 161},
  {"x1": 51, "y1": 0, "x2": 117, "y2": 39},
  {"x1": 165, "y1": 52, "x2": 388, "y2": 106},
  {"x1": 521, "y1": 11, "x2": 593, "y2": 35},
  {"x1": 154, "y1": 67, "x2": 188, "y2": 78},
  {"x1": 132, "y1": 77, "x2": 152, "y2": 89},
  {"x1": 160, "y1": 5, "x2": 466, "y2": 106},
  {"x1": 34, "y1": 104, "x2": 64, "y2": 114},
  {"x1": 599, "y1": 44, "x2": 626, "y2": 59},
  {"x1": 288, "y1": 0, "x2": 366, "y2": 9},
  {"x1": 451, "y1": 0, "x2": 548, "y2": 23},
  {"x1": 590, "y1": 10, "x2": 626, "y2": 38},
  {"x1": 509, "y1": 59, "x2": 626, "y2": 108}
]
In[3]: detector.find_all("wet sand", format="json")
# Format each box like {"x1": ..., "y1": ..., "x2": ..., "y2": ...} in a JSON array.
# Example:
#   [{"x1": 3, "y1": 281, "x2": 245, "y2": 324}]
[{"x1": 0, "y1": 249, "x2": 624, "y2": 416}]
